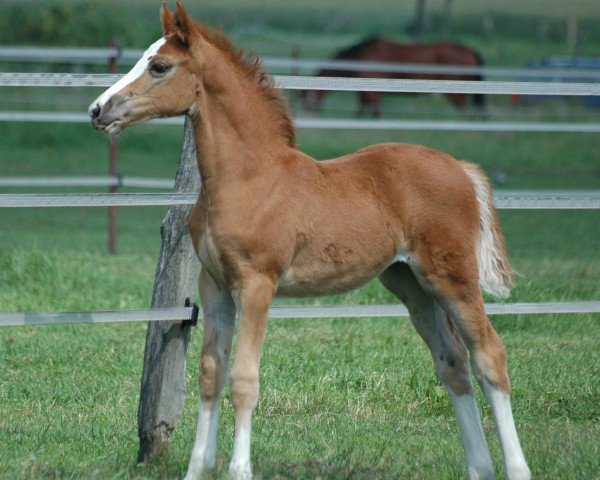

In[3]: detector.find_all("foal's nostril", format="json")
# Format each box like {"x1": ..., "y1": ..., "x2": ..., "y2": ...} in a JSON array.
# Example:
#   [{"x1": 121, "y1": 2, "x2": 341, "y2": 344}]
[{"x1": 90, "y1": 104, "x2": 101, "y2": 120}]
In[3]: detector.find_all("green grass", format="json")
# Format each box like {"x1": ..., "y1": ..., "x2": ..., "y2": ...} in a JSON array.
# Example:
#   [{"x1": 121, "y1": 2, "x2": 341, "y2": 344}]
[
  {"x1": 0, "y1": 143, "x2": 598, "y2": 479},
  {"x1": 0, "y1": 258, "x2": 598, "y2": 478}
]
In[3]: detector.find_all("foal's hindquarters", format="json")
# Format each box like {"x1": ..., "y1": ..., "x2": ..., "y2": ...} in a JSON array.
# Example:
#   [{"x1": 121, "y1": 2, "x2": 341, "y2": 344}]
[
  {"x1": 185, "y1": 144, "x2": 530, "y2": 480},
  {"x1": 379, "y1": 261, "x2": 530, "y2": 480}
]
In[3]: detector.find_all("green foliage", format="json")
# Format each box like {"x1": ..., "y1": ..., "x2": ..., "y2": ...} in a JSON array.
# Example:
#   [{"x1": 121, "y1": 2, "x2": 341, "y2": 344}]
[
  {"x1": 2, "y1": 0, "x2": 600, "y2": 49},
  {"x1": 0, "y1": 1, "x2": 133, "y2": 46},
  {"x1": 0, "y1": 249, "x2": 155, "y2": 311}
]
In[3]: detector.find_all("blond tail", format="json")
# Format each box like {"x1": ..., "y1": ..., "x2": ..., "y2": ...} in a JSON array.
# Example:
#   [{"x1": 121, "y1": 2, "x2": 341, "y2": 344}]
[{"x1": 460, "y1": 161, "x2": 513, "y2": 298}]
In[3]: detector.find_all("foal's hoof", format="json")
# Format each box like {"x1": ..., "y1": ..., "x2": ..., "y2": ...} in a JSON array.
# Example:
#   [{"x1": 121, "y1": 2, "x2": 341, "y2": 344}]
[
  {"x1": 467, "y1": 464, "x2": 495, "y2": 480},
  {"x1": 229, "y1": 462, "x2": 252, "y2": 480}
]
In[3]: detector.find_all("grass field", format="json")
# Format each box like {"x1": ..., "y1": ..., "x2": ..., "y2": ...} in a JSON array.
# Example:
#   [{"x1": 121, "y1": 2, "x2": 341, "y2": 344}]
[
  {"x1": 0, "y1": 119, "x2": 598, "y2": 479},
  {"x1": 1, "y1": 3, "x2": 600, "y2": 478}
]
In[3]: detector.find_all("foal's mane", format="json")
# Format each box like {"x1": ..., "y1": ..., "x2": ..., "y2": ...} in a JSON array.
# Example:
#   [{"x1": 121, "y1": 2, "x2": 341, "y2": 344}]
[{"x1": 193, "y1": 22, "x2": 297, "y2": 148}]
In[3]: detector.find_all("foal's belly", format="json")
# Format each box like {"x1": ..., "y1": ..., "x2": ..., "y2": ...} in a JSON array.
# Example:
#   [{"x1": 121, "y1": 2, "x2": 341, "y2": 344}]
[{"x1": 276, "y1": 248, "x2": 395, "y2": 298}]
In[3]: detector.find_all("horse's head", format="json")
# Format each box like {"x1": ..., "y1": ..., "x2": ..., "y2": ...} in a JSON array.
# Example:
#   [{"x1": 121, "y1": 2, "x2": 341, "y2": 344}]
[{"x1": 89, "y1": 2, "x2": 200, "y2": 135}]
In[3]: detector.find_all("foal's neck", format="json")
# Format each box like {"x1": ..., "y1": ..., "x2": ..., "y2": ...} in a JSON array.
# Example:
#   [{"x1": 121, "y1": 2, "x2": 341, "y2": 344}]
[{"x1": 190, "y1": 43, "x2": 294, "y2": 183}]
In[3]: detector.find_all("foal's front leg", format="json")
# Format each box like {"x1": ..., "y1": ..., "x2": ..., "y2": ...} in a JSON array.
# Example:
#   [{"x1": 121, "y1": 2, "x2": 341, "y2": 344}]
[
  {"x1": 185, "y1": 270, "x2": 235, "y2": 480},
  {"x1": 228, "y1": 274, "x2": 276, "y2": 480}
]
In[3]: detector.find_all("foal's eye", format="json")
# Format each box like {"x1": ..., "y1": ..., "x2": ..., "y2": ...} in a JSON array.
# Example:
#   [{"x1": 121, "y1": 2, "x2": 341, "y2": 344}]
[{"x1": 149, "y1": 62, "x2": 171, "y2": 77}]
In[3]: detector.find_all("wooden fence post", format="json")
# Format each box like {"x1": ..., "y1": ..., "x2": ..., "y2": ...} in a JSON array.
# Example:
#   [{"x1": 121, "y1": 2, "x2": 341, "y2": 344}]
[{"x1": 137, "y1": 117, "x2": 200, "y2": 463}]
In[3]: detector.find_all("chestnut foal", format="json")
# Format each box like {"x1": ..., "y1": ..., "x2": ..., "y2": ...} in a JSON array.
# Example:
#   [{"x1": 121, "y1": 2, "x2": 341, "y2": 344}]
[{"x1": 89, "y1": 3, "x2": 530, "y2": 479}]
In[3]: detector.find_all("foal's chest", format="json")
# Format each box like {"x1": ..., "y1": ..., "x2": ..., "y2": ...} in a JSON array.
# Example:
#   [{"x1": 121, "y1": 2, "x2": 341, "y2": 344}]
[
  {"x1": 189, "y1": 195, "x2": 237, "y2": 288},
  {"x1": 196, "y1": 226, "x2": 229, "y2": 287}
]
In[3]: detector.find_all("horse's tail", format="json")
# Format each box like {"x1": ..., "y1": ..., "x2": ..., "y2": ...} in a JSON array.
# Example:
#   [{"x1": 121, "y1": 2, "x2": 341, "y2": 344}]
[
  {"x1": 460, "y1": 161, "x2": 513, "y2": 298},
  {"x1": 471, "y1": 49, "x2": 486, "y2": 108}
]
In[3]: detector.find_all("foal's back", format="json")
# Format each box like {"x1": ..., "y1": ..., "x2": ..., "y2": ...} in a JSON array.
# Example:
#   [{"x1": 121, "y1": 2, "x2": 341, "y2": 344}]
[{"x1": 293, "y1": 142, "x2": 478, "y2": 235}]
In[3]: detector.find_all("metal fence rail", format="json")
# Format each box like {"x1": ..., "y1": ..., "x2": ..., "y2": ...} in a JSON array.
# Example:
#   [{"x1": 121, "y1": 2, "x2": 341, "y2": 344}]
[
  {"x1": 3, "y1": 111, "x2": 600, "y2": 133},
  {"x1": 3, "y1": 46, "x2": 600, "y2": 80},
  {"x1": 1, "y1": 191, "x2": 599, "y2": 209},
  {"x1": 2, "y1": 73, "x2": 600, "y2": 96},
  {"x1": 1, "y1": 301, "x2": 598, "y2": 327},
  {"x1": 264, "y1": 58, "x2": 600, "y2": 80},
  {"x1": 0, "y1": 175, "x2": 174, "y2": 189}
]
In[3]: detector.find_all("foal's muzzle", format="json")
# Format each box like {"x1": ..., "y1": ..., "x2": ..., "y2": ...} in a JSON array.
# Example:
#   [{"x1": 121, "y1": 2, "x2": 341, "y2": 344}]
[{"x1": 89, "y1": 95, "x2": 128, "y2": 135}]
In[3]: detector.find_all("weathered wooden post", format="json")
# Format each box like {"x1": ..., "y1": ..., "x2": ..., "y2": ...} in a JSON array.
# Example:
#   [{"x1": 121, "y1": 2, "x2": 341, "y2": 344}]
[{"x1": 137, "y1": 117, "x2": 200, "y2": 462}]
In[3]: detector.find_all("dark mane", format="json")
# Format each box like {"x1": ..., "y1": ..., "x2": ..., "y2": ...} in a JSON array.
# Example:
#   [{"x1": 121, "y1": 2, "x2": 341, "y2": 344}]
[{"x1": 194, "y1": 22, "x2": 297, "y2": 148}]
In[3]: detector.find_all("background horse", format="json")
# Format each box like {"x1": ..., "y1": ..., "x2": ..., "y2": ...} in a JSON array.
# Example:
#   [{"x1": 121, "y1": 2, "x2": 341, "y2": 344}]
[
  {"x1": 302, "y1": 37, "x2": 486, "y2": 117},
  {"x1": 89, "y1": 3, "x2": 529, "y2": 480}
]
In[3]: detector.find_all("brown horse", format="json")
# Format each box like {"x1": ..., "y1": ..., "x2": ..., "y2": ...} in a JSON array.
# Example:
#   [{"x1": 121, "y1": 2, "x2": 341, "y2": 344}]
[
  {"x1": 302, "y1": 37, "x2": 486, "y2": 117},
  {"x1": 89, "y1": 3, "x2": 530, "y2": 480}
]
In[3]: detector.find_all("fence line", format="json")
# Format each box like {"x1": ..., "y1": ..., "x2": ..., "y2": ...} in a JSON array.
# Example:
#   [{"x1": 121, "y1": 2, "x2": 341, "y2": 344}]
[
  {"x1": 1, "y1": 301, "x2": 599, "y2": 327},
  {"x1": 278, "y1": 76, "x2": 600, "y2": 96},
  {"x1": 294, "y1": 118, "x2": 600, "y2": 133},
  {"x1": 1, "y1": 66, "x2": 597, "y2": 328},
  {"x1": 3, "y1": 45, "x2": 600, "y2": 80},
  {"x1": 3, "y1": 111, "x2": 600, "y2": 133},
  {"x1": 1, "y1": 191, "x2": 599, "y2": 209},
  {"x1": 1, "y1": 178, "x2": 597, "y2": 210},
  {"x1": 0, "y1": 46, "x2": 121, "y2": 64},
  {"x1": 264, "y1": 58, "x2": 600, "y2": 80},
  {"x1": 2, "y1": 73, "x2": 600, "y2": 97},
  {"x1": 0, "y1": 175, "x2": 174, "y2": 189}
]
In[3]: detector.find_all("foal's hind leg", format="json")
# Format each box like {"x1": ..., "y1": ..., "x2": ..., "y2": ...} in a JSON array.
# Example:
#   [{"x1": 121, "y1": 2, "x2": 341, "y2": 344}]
[
  {"x1": 185, "y1": 270, "x2": 236, "y2": 480},
  {"x1": 380, "y1": 263, "x2": 494, "y2": 480},
  {"x1": 411, "y1": 244, "x2": 531, "y2": 480}
]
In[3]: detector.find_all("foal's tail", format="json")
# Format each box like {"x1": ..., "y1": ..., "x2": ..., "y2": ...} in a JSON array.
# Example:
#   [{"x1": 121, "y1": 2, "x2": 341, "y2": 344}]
[{"x1": 460, "y1": 162, "x2": 513, "y2": 298}]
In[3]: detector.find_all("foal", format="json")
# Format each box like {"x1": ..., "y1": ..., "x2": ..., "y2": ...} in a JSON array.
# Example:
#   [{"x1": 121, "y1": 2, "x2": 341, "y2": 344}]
[{"x1": 89, "y1": 3, "x2": 531, "y2": 479}]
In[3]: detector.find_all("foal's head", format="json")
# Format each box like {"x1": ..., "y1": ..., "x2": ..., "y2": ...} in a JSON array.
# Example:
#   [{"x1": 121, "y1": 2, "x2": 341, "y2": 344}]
[{"x1": 89, "y1": 3, "x2": 203, "y2": 135}]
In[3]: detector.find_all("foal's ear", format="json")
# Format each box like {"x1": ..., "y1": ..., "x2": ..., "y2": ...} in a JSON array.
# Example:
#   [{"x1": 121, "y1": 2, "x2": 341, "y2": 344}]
[
  {"x1": 161, "y1": 2, "x2": 194, "y2": 45},
  {"x1": 173, "y1": 1, "x2": 195, "y2": 45},
  {"x1": 160, "y1": 2, "x2": 176, "y2": 36}
]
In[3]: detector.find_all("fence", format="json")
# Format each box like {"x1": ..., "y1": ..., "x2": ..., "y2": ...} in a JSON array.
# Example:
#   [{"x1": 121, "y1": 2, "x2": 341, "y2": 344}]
[
  {"x1": 2, "y1": 111, "x2": 600, "y2": 133},
  {"x1": 1, "y1": 71, "x2": 599, "y2": 317},
  {"x1": 3, "y1": 45, "x2": 600, "y2": 80},
  {"x1": 0, "y1": 191, "x2": 599, "y2": 209},
  {"x1": 2, "y1": 64, "x2": 599, "y2": 461},
  {"x1": 4, "y1": 70, "x2": 599, "y2": 251}
]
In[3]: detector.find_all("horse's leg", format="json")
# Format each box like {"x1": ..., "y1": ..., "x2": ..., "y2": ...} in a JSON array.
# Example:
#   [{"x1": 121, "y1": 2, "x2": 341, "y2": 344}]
[
  {"x1": 185, "y1": 269, "x2": 235, "y2": 480},
  {"x1": 228, "y1": 273, "x2": 275, "y2": 480},
  {"x1": 411, "y1": 242, "x2": 531, "y2": 480},
  {"x1": 358, "y1": 92, "x2": 368, "y2": 116},
  {"x1": 446, "y1": 93, "x2": 468, "y2": 109},
  {"x1": 379, "y1": 262, "x2": 494, "y2": 480},
  {"x1": 371, "y1": 92, "x2": 381, "y2": 118}
]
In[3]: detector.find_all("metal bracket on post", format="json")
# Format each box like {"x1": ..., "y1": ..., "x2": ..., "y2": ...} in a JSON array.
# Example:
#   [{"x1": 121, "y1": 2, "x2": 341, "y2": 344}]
[{"x1": 183, "y1": 297, "x2": 199, "y2": 328}]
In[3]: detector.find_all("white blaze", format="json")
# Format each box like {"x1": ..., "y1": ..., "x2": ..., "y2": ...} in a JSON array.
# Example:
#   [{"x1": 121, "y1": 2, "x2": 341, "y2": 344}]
[{"x1": 88, "y1": 37, "x2": 166, "y2": 114}]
